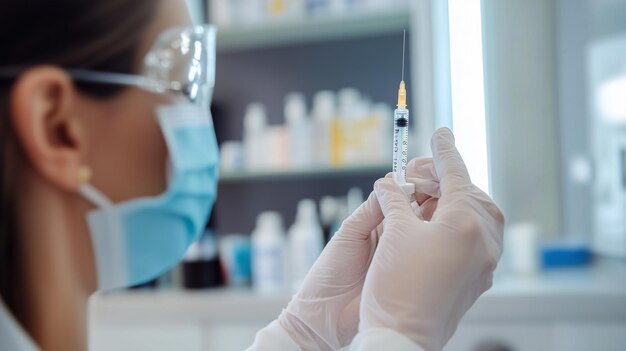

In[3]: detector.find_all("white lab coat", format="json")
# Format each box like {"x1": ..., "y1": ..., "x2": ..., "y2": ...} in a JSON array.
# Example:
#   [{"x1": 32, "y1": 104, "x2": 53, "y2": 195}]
[
  {"x1": 0, "y1": 298, "x2": 421, "y2": 350},
  {"x1": 0, "y1": 298, "x2": 38, "y2": 351}
]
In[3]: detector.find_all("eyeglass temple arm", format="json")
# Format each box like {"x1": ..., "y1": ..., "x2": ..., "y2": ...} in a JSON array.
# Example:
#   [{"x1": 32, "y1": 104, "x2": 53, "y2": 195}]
[
  {"x1": 0, "y1": 67, "x2": 181, "y2": 93},
  {"x1": 67, "y1": 69, "x2": 183, "y2": 93}
]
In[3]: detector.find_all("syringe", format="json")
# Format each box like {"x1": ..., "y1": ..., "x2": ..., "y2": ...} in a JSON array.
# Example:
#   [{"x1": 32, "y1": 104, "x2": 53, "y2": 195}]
[{"x1": 392, "y1": 30, "x2": 416, "y2": 197}]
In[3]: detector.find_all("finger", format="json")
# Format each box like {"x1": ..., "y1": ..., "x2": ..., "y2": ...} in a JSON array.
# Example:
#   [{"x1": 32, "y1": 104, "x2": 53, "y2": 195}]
[
  {"x1": 335, "y1": 191, "x2": 383, "y2": 241},
  {"x1": 388, "y1": 160, "x2": 440, "y2": 207},
  {"x1": 406, "y1": 157, "x2": 436, "y2": 180},
  {"x1": 431, "y1": 127, "x2": 471, "y2": 195},
  {"x1": 374, "y1": 178, "x2": 416, "y2": 221},
  {"x1": 337, "y1": 296, "x2": 361, "y2": 345},
  {"x1": 418, "y1": 197, "x2": 438, "y2": 221}
]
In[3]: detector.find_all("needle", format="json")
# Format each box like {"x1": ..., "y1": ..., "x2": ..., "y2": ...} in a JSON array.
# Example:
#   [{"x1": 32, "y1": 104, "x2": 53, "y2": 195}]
[{"x1": 401, "y1": 29, "x2": 406, "y2": 82}]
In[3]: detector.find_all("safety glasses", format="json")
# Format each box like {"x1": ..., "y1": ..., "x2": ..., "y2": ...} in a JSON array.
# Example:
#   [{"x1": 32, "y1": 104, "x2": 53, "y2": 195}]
[{"x1": 0, "y1": 25, "x2": 217, "y2": 108}]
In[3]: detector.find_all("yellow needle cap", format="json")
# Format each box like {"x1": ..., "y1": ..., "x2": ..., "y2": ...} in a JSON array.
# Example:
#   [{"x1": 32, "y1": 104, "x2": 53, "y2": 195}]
[{"x1": 397, "y1": 80, "x2": 407, "y2": 108}]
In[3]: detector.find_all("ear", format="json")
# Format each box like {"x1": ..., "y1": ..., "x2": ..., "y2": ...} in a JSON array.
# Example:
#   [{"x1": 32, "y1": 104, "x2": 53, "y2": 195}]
[{"x1": 9, "y1": 66, "x2": 88, "y2": 191}]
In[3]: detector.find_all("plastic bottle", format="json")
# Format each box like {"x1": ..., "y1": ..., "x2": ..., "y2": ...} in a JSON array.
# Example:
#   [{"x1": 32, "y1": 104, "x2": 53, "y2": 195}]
[
  {"x1": 288, "y1": 199, "x2": 325, "y2": 291},
  {"x1": 350, "y1": 97, "x2": 379, "y2": 165},
  {"x1": 311, "y1": 90, "x2": 336, "y2": 167},
  {"x1": 182, "y1": 228, "x2": 223, "y2": 289},
  {"x1": 347, "y1": 187, "x2": 364, "y2": 215},
  {"x1": 371, "y1": 103, "x2": 394, "y2": 164},
  {"x1": 219, "y1": 234, "x2": 252, "y2": 288},
  {"x1": 285, "y1": 92, "x2": 312, "y2": 169},
  {"x1": 336, "y1": 88, "x2": 362, "y2": 165},
  {"x1": 220, "y1": 141, "x2": 245, "y2": 172},
  {"x1": 268, "y1": 0, "x2": 306, "y2": 19},
  {"x1": 243, "y1": 103, "x2": 268, "y2": 171},
  {"x1": 307, "y1": 0, "x2": 330, "y2": 16},
  {"x1": 265, "y1": 125, "x2": 289, "y2": 170},
  {"x1": 319, "y1": 196, "x2": 338, "y2": 243},
  {"x1": 328, "y1": 197, "x2": 348, "y2": 242},
  {"x1": 251, "y1": 212, "x2": 287, "y2": 293},
  {"x1": 347, "y1": 98, "x2": 371, "y2": 165}
]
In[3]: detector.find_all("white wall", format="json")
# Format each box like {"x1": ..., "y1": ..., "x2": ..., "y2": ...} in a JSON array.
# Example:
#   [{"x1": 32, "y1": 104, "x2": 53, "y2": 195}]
[{"x1": 481, "y1": 0, "x2": 562, "y2": 235}]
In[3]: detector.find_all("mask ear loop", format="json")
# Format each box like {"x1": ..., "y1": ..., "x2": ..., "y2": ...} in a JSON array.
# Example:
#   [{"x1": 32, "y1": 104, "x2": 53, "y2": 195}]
[{"x1": 77, "y1": 166, "x2": 113, "y2": 209}]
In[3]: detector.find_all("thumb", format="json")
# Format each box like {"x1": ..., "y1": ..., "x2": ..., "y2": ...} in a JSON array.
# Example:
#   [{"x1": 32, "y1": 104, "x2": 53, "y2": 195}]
[
  {"x1": 431, "y1": 127, "x2": 471, "y2": 195},
  {"x1": 335, "y1": 191, "x2": 383, "y2": 240},
  {"x1": 374, "y1": 178, "x2": 415, "y2": 222}
]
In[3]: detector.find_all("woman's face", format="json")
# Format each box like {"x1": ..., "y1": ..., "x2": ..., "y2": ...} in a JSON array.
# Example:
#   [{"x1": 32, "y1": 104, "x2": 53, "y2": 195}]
[
  {"x1": 8, "y1": 0, "x2": 193, "y2": 293},
  {"x1": 81, "y1": 0, "x2": 193, "y2": 202}
]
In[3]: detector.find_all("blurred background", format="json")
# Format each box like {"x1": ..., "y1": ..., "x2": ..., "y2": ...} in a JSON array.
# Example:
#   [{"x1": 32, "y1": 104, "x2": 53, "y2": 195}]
[{"x1": 89, "y1": 0, "x2": 626, "y2": 350}]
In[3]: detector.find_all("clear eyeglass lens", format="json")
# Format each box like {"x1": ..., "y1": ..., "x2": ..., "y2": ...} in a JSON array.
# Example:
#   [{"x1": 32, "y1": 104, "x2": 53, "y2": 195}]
[{"x1": 143, "y1": 25, "x2": 216, "y2": 104}]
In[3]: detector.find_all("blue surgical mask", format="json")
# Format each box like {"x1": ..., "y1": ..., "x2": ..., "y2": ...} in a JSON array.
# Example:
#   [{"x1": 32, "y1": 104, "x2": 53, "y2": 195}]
[{"x1": 79, "y1": 103, "x2": 219, "y2": 291}]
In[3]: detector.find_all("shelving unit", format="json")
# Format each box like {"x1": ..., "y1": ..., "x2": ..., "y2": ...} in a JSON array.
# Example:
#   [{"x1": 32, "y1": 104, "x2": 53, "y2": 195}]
[
  {"x1": 219, "y1": 164, "x2": 389, "y2": 183},
  {"x1": 208, "y1": 0, "x2": 431, "y2": 234},
  {"x1": 215, "y1": 5, "x2": 411, "y2": 52}
]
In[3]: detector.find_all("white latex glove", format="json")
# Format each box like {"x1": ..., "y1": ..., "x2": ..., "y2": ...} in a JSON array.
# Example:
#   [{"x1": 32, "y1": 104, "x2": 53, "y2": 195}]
[
  {"x1": 275, "y1": 159, "x2": 442, "y2": 350},
  {"x1": 277, "y1": 190, "x2": 384, "y2": 350},
  {"x1": 360, "y1": 128, "x2": 505, "y2": 351}
]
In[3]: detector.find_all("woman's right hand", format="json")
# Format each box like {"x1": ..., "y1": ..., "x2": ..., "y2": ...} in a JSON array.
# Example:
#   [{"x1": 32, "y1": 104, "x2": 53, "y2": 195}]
[{"x1": 359, "y1": 128, "x2": 505, "y2": 351}]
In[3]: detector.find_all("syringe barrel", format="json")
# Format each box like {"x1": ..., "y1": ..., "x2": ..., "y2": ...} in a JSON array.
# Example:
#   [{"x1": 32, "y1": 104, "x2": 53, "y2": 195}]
[{"x1": 392, "y1": 107, "x2": 409, "y2": 185}]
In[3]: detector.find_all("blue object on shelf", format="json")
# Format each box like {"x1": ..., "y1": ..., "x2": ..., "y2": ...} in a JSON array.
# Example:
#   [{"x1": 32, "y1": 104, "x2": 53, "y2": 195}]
[{"x1": 541, "y1": 244, "x2": 591, "y2": 268}]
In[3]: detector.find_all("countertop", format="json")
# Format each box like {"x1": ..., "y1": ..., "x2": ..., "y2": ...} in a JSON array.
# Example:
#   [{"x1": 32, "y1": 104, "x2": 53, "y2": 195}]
[{"x1": 90, "y1": 259, "x2": 626, "y2": 325}]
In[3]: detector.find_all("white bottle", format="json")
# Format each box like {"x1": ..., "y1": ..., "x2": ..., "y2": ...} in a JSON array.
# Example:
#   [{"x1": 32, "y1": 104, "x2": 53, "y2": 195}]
[
  {"x1": 372, "y1": 103, "x2": 394, "y2": 164},
  {"x1": 251, "y1": 212, "x2": 287, "y2": 293},
  {"x1": 285, "y1": 92, "x2": 312, "y2": 169},
  {"x1": 338, "y1": 87, "x2": 361, "y2": 120},
  {"x1": 311, "y1": 90, "x2": 336, "y2": 167},
  {"x1": 347, "y1": 187, "x2": 364, "y2": 215},
  {"x1": 319, "y1": 195, "x2": 339, "y2": 242},
  {"x1": 328, "y1": 197, "x2": 348, "y2": 242},
  {"x1": 288, "y1": 199, "x2": 325, "y2": 292},
  {"x1": 338, "y1": 88, "x2": 362, "y2": 165},
  {"x1": 220, "y1": 140, "x2": 244, "y2": 172},
  {"x1": 243, "y1": 103, "x2": 268, "y2": 171}
]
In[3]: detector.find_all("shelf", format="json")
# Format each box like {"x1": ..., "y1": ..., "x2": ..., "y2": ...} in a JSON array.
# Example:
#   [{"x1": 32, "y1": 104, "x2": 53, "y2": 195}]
[
  {"x1": 215, "y1": 5, "x2": 411, "y2": 52},
  {"x1": 90, "y1": 260, "x2": 626, "y2": 325},
  {"x1": 219, "y1": 164, "x2": 390, "y2": 183}
]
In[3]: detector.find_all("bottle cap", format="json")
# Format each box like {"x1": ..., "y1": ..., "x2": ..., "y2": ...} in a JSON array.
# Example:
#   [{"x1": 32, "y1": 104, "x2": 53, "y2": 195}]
[
  {"x1": 319, "y1": 196, "x2": 338, "y2": 226},
  {"x1": 296, "y1": 199, "x2": 317, "y2": 223},
  {"x1": 257, "y1": 211, "x2": 283, "y2": 231},
  {"x1": 347, "y1": 187, "x2": 363, "y2": 214},
  {"x1": 284, "y1": 92, "x2": 307, "y2": 124},
  {"x1": 312, "y1": 90, "x2": 336, "y2": 121},
  {"x1": 244, "y1": 103, "x2": 267, "y2": 130}
]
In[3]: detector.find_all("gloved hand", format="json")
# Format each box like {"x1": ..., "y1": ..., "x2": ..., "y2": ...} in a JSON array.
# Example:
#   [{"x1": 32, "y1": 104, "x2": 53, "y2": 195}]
[
  {"x1": 277, "y1": 190, "x2": 384, "y2": 350},
  {"x1": 277, "y1": 156, "x2": 442, "y2": 350},
  {"x1": 404, "y1": 157, "x2": 440, "y2": 220},
  {"x1": 360, "y1": 128, "x2": 505, "y2": 351}
]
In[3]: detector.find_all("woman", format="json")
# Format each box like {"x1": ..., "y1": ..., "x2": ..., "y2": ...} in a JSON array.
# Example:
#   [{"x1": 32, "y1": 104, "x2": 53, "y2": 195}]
[{"x1": 0, "y1": 1, "x2": 504, "y2": 350}]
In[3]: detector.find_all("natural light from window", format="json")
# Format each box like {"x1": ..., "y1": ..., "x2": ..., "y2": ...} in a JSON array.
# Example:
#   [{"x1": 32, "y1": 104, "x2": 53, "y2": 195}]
[{"x1": 447, "y1": 0, "x2": 490, "y2": 194}]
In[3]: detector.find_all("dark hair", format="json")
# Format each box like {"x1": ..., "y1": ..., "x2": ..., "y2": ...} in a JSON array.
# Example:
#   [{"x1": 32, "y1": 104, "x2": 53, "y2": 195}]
[{"x1": 0, "y1": 0, "x2": 159, "y2": 324}]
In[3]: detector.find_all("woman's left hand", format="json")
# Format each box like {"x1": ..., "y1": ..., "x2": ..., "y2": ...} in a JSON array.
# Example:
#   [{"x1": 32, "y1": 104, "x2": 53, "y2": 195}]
[
  {"x1": 277, "y1": 190, "x2": 384, "y2": 350},
  {"x1": 278, "y1": 158, "x2": 440, "y2": 350}
]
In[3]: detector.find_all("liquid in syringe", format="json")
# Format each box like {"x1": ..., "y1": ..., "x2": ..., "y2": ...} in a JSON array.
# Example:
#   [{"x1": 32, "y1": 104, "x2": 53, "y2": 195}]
[{"x1": 393, "y1": 95, "x2": 409, "y2": 185}]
